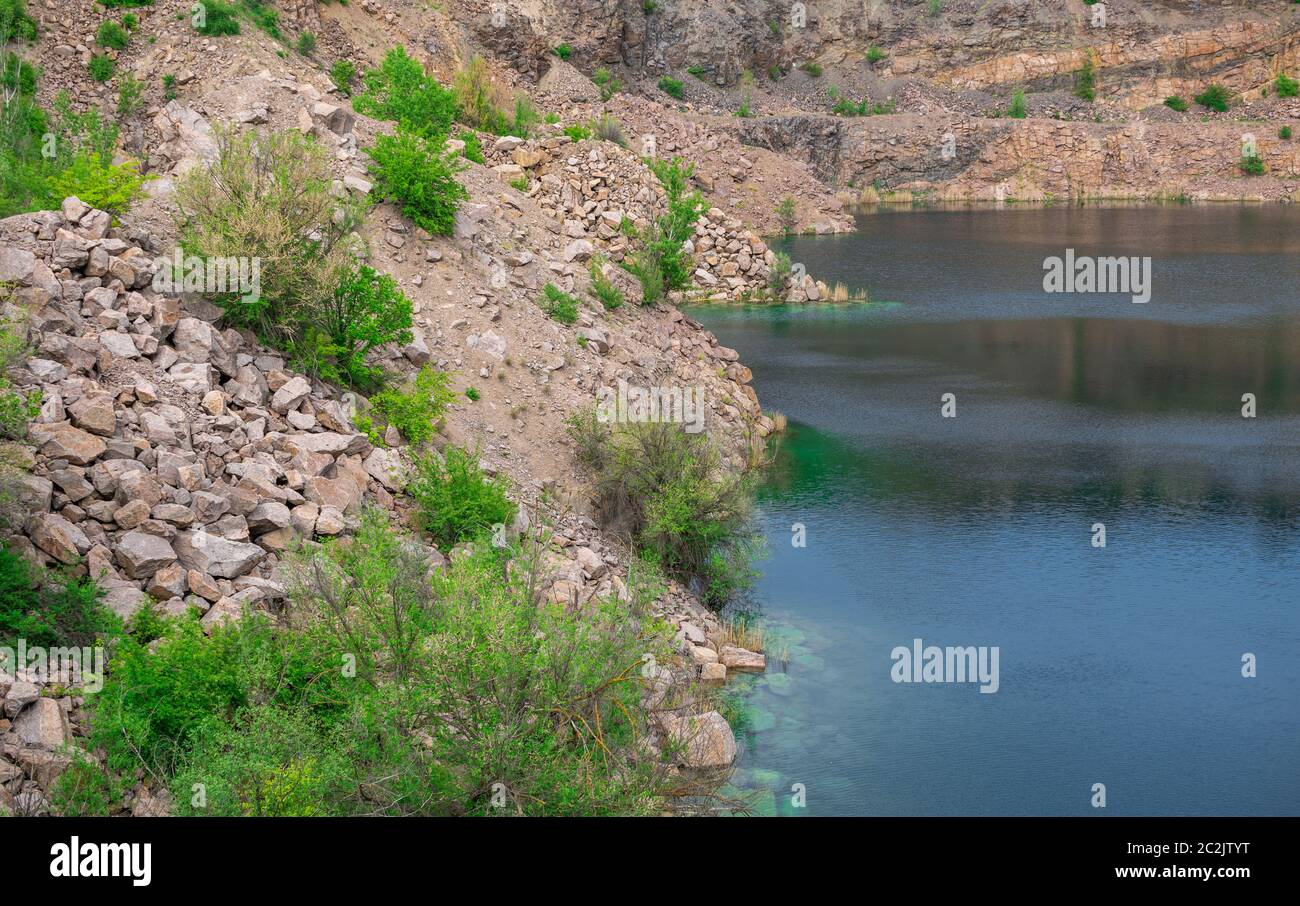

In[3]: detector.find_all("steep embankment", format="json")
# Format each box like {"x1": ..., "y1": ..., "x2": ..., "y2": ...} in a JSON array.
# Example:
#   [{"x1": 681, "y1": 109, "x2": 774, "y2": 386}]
[{"x1": 0, "y1": 1, "x2": 797, "y2": 814}]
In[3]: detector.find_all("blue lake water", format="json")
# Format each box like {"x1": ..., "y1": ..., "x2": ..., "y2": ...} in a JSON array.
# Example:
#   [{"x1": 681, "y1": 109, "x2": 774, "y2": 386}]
[{"x1": 692, "y1": 204, "x2": 1300, "y2": 816}]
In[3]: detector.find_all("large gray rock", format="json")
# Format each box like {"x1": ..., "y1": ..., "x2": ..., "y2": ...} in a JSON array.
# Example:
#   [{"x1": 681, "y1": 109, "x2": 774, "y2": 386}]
[
  {"x1": 270, "y1": 376, "x2": 311, "y2": 414},
  {"x1": 32, "y1": 422, "x2": 107, "y2": 465},
  {"x1": 173, "y1": 530, "x2": 265, "y2": 578},
  {"x1": 12, "y1": 698, "x2": 71, "y2": 748},
  {"x1": 660, "y1": 710, "x2": 737, "y2": 769},
  {"x1": 28, "y1": 513, "x2": 91, "y2": 564},
  {"x1": 115, "y1": 530, "x2": 178, "y2": 579}
]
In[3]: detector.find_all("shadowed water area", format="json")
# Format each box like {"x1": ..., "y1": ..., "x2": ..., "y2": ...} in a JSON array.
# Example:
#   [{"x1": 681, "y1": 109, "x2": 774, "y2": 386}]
[{"x1": 692, "y1": 204, "x2": 1300, "y2": 816}]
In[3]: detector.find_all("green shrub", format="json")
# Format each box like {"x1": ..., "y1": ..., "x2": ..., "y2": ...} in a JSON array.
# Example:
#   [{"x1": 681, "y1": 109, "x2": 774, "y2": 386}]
[
  {"x1": 0, "y1": 0, "x2": 37, "y2": 41},
  {"x1": 162, "y1": 73, "x2": 177, "y2": 100},
  {"x1": 776, "y1": 196, "x2": 797, "y2": 235},
  {"x1": 866, "y1": 45, "x2": 887, "y2": 64},
  {"x1": 768, "y1": 250, "x2": 792, "y2": 299},
  {"x1": 50, "y1": 752, "x2": 122, "y2": 816},
  {"x1": 568, "y1": 417, "x2": 757, "y2": 606},
  {"x1": 0, "y1": 312, "x2": 38, "y2": 439},
  {"x1": 1164, "y1": 95, "x2": 1188, "y2": 112},
  {"x1": 296, "y1": 30, "x2": 316, "y2": 56},
  {"x1": 592, "y1": 67, "x2": 621, "y2": 101},
  {"x1": 1007, "y1": 88, "x2": 1027, "y2": 118},
  {"x1": 1281, "y1": 125, "x2": 1293, "y2": 140},
  {"x1": 172, "y1": 704, "x2": 355, "y2": 816},
  {"x1": 366, "y1": 128, "x2": 468, "y2": 235},
  {"x1": 455, "y1": 129, "x2": 484, "y2": 163},
  {"x1": 799, "y1": 61, "x2": 822, "y2": 78},
  {"x1": 408, "y1": 445, "x2": 515, "y2": 549},
  {"x1": 588, "y1": 260, "x2": 623, "y2": 310},
  {"x1": 551, "y1": 43, "x2": 572, "y2": 60},
  {"x1": 329, "y1": 59, "x2": 355, "y2": 95},
  {"x1": 354, "y1": 46, "x2": 457, "y2": 138},
  {"x1": 464, "y1": 386, "x2": 479, "y2": 401},
  {"x1": 623, "y1": 157, "x2": 702, "y2": 303},
  {"x1": 1276, "y1": 73, "x2": 1299, "y2": 99},
  {"x1": 1240, "y1": 152, "x2": 1265, "y2": 175},
  {"x1": 1073, "y1": 56, "x2": 1096, "y2": 102},
  {"x1": 0, "y1": 544, "x2": 118, "y2": 648},
  {"x1": 116, "y1": 73, "x2": 145, "y2": 119},
  {"x1": 194, "y1": 0, "x2": 240, "y2": 36},
  {"x1": 175, "y1": 126, "x2": 362, "y2": 344},
  {"x1": 88, "y1": 54, "x2": 115, "y2": 82},
  {"x1": 241, "y1": 0, "x2": 279, "y2": 37},
  {"x1": 540, "y1": 282, "x2": 579, "y2": 324},
  {"x1": 563, "y1": 122, "x2": 592, "y2": 142},
  {"x1": 367, "y1": 365, "x2": 456, "y2": 445},
  {"x1": 658, "y1": 76, "x2": 684, "y2": 99},
  {"x1": 1195, "y1": 83, "x2": 1230, "y2": 112},
  {"x1": 311, "y1": 264, "x2": 413, "y2": 389},
  {"x1": 96, "y1": 20, "x2": 129, "y2": 49},
  {"x1": 122, "y1": 12, "x2": 137, "y2": 29},
  {"x1": 46, "y1": 154, "x2": 146, "y2": 217}
]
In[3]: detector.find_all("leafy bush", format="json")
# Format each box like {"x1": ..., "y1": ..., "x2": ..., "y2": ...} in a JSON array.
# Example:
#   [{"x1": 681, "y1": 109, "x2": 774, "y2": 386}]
[
  {"x1": 96, "y1": 20, "x2": 129, "y2": 50},
  {"x1": 308, "y1": 265, "x2": 413, "y2": 389},
  {"x1": 568, "y1": 417, "x2": 757, "y2": 606},
  {"x1": 354, "y1": 46, "x2": 457, "y2": 138},
  {"x1": 551, "y1": 43, "x2": 572, "y2": 60},
  {"x1": 1073, "y1": 56, "x2": 1096, "y2": 102},
  {"x1": 1007, "y1": 88, "x2": 1027, "y2": 118},
  {"x1": 623, "y1": 157, "x2": 702, "y2": 304},
  {"x1": 588, "y1": 260, "x2": 623, "y2": 310},
  {"x1": 50, "y1": 753, "x2": 122, "y2": 817},
  {"x1": 866, "y1": 45, "x2": 886, "y2": 64},
  {"x1": 172, "y1": 705, "x2": 354, "y2": 816},
  {"x1": 329, "y1": 59, "x2": 355, "y2": 95},
  {"x1": 88, "y1": 611, "x2": 345, "y2": 777},
  {"x1": 1164, "y1": 95, "x2": 1188, "y2": 112},
  {"x1": 658, "y1": 76, "x2": 684, "y2": 99},
  {"x1": 563, "y1": 122, "x2": 592, "y2": 142},
  {"x1": 0, "y1": 0, "x2": 37, "y2": 41},
  {"x1": 366, "y1": 128, "x2": 468, "y2": 235},
  {"x1": 194, "y1": 0, "x2": 240, "y2": 36},
  {"x1": 46, "y1": 153, "x2": 146, "y2": 216},
  {"x1": 799, "y1": 61, "x2": 822, "y2": 78},
  {"x1": 1281, "y1": 126, "x2": 1292, "y2": 140},
  {"x1": 776, "y1": 197, "x2": 797, "y2": 235},
  {"x1": 367, "y1": 365, "x2": 456, "y2": 445},
  {"x1": 1276, "y1": 73, "x2": 1299, "y2": 99},
  {"x1": 296, "y1": 30, "x2": 316, "y2": 56},
  {"x1": 0, "y1": 544, "x2": 118, "y2": 648},
  {"x1": 408, "y1": 446, "x2": 516, "y2": 549},
  {"x1": 592, "y1": 67, "x2": 621, "y2": 101},
  {"x1": 540, "y1": 282, "x2": 579, "y2": 324},
  {"x1": 454, "y1": 129, "x2": 484, "y2": 163},
  {"x1": 0, "y1": 311, "x2": 38, "y2": 439},
  {"x1": 175, "y1": 126, "x2": 362, "y2": 344},
  {"x1": 88, "y1": 54, "x2": 115, "y2": 82},
  {"x1": 452, "y1": 55, "x2": 506, "y2": 131},
  {"x1": 768, "y1": 250, "x2": 793, "y2": 299},
  {"x1": 1240, "y1": 152, "x2": 1265, "y2": 176},
  {"x1": 464, "y1": 386, "x2": 479, "y2": 401},
  {"x1": 1195, "y1": 83, "x2": 1230, "y2": 112},
  {"x1": 116, "y1": 73, "x2": 145, "y2": 119}
]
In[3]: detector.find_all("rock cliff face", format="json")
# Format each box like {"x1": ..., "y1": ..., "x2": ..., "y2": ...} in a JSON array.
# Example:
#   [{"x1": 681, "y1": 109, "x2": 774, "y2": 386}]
[{"x1": 478, "y1": 0, "x2": 1300, "y2": 201}]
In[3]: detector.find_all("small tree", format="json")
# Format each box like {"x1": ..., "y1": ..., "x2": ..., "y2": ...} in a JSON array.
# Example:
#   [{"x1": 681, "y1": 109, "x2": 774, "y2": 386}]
[
  {"x1": 366, "y1": 128, "x2": 468, "y2": 235},
  {"x1": 316, "y1": 265, "x2": 414, "y2": 388}
]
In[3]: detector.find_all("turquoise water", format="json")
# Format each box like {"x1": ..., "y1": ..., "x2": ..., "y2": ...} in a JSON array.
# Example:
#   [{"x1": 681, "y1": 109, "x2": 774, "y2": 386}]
[{"x1": 694, "y1": 205, "x2": 1300, "y2": 816}]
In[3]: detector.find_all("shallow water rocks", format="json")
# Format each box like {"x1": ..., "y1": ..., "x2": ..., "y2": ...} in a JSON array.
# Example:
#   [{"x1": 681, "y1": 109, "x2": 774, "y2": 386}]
[
  {"x1": 660, "y1": 710, "x2": 737, "y2": 768},
  {"x1": 719, "y1": 646, "x2": 766, "y2": 672}
]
